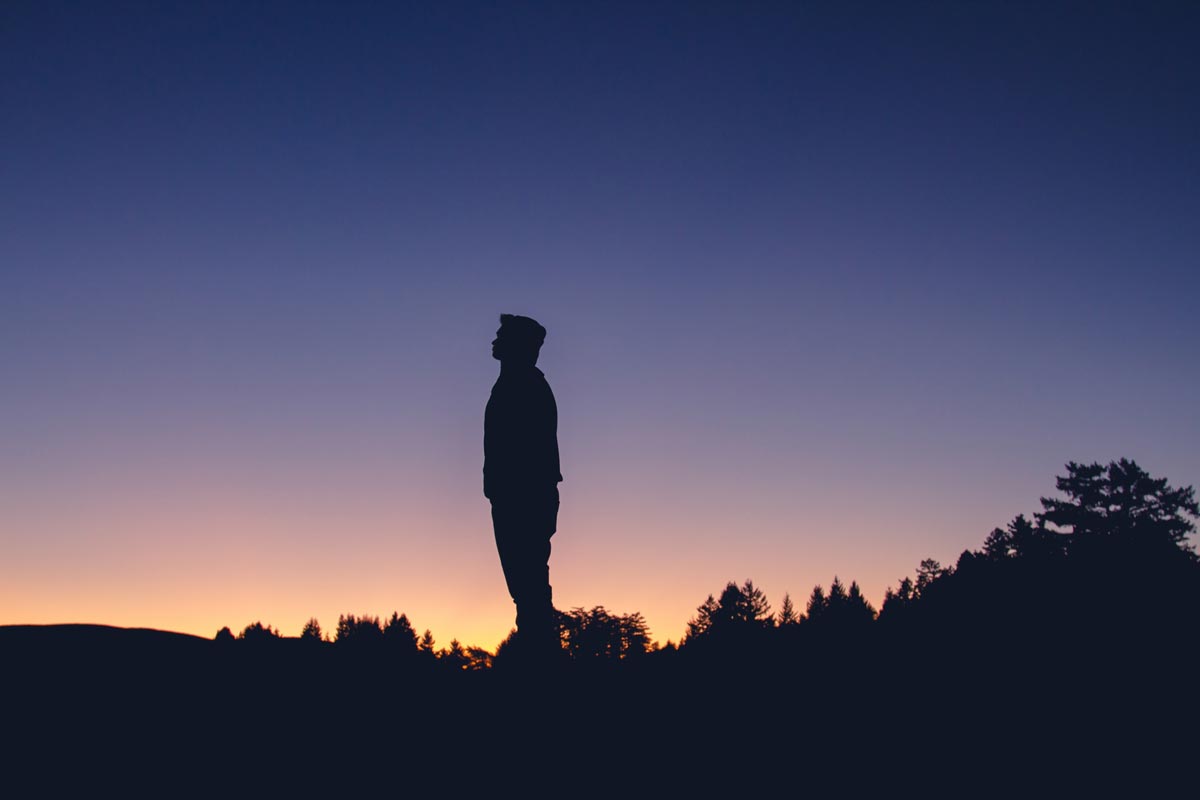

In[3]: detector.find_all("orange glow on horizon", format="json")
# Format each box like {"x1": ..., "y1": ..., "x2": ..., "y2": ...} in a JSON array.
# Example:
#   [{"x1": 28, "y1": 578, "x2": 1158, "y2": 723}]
[{"x1": 0, "y1": 476, "x2": 948, "y2": 650}]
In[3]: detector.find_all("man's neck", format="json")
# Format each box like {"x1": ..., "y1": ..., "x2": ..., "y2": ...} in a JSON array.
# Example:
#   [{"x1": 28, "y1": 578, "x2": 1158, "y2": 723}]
[{"x1": 499, "y1": 360, "x2": 537, "y2": 376}]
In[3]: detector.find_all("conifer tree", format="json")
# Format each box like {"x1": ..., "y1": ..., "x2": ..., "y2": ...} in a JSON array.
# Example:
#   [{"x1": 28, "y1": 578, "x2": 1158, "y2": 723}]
[{"x1": 777, "y1": 593, "x2": 798, "y2": 626}]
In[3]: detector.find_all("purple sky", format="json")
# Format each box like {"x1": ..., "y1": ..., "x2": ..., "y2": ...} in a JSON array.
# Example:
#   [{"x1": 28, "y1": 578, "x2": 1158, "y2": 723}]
[{"x1": 3, "y1": 2, "x2": 1198, "y2": 647}]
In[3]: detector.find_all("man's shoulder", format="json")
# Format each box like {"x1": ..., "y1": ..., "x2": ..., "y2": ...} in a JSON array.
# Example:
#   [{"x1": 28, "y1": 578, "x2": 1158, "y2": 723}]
[{"x1": 489, "y1": 370, "x2": 549, "y2": 405}]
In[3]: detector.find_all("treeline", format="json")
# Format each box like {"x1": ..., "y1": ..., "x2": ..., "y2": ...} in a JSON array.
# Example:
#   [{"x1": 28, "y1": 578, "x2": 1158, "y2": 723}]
[
  {"x1": 215, "y1": 605, "x2": 654, "y2": 671},
  {"x1": 212, "y1": 458, "x2": 1199, "y2": 669},
  {"x1": 673, "y1": 459, "x2": 1199, "y2": 666}
]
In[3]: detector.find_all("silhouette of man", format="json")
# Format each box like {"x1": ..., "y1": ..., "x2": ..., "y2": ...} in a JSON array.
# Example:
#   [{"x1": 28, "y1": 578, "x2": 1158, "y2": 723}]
[{"x1": 485, "y1": 314, "x2": 562, "y2": 659}]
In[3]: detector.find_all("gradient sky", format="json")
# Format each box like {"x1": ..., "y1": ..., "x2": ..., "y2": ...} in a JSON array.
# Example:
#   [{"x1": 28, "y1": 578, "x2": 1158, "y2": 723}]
[{"x1": 3, "y1": 2, "x2": 1198, "y2": 649}]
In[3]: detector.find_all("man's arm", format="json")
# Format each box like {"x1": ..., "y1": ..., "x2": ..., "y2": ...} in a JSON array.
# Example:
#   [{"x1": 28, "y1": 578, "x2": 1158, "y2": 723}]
[{"x1": 544, "y1": 381, "x2": 562, "y2": 485}]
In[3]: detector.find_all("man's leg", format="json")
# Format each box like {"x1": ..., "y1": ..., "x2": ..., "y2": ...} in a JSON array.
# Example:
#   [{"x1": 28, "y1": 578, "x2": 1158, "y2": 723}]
[
  {"x1": 492, "y1": 497, "x2": 558, "y2": 656},
  {"x1": 511, "y1": 537, "x2": 554, "y2": 638}
]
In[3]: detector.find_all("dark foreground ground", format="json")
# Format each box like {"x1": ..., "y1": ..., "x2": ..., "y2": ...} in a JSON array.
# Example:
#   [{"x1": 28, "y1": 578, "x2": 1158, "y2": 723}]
[{"x1": 4, "y1": 624, "x2": 1191, "y2": 794}]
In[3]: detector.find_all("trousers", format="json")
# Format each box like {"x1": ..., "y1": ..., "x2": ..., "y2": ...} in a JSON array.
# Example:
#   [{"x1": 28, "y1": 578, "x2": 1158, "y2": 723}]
[{"x1": 490, "y1": 489, "x2": 559, "y2": 641}]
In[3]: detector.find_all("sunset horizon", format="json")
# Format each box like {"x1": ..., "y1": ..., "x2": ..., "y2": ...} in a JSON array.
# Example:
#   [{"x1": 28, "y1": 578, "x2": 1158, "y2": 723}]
[{"x1": 4, "y1": 2, "x2": 1197, "y2": 656}]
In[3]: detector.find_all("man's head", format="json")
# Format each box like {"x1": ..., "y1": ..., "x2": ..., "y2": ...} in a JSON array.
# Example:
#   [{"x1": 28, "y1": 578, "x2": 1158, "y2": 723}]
[{"x1": 492, "y1": 313, "x2": 546, "y2": 365}]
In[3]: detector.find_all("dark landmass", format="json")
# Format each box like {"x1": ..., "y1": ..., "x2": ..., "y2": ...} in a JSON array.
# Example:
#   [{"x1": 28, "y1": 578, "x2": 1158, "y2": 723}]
[
  {"x1": 7, "y1": 460, "x2": 1197, "y2": 791},
  {"x1": 2, "y1": 623, "x2": 209, "y2": 650},
  {"x1": 6, "y1": 615, "x2": 1191, "y2": 793}
]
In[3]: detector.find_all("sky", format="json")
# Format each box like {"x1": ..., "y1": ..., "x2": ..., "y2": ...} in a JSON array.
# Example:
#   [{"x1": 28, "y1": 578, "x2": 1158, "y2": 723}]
[{"x1": 3, "y1": 1, "x2": 1198, "y2": 649}]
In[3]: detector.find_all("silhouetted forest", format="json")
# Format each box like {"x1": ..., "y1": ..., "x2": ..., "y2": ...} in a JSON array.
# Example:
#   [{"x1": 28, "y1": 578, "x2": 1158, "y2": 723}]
[
  {"x1": 7, "y1": 459, "x2": 1196, "y2": 790},
  {"x1": 175, "y1": 458, "x2": 1198, "y2": 675}
]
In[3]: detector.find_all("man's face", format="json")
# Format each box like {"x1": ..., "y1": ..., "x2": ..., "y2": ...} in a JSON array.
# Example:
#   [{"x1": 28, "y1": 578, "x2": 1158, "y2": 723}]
[
  {"x1": 492, "y1": 326, "x2": 537, "y2": 364},
  {"x1": 491, "y1": 328, "x2": 505, "y2": 361}
]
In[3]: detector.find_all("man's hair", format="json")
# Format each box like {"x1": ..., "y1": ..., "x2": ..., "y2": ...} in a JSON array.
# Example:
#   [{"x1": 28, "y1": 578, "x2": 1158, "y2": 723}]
[{"x1": 499, "y1": 314, "x2": 547, "y2": 349}]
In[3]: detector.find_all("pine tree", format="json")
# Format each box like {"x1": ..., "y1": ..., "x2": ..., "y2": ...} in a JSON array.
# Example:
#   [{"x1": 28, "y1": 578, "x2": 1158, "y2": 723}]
[
  {"x1": 1037, "y1": 459, "x2": 1198, "y2": 553},
  {"x1": 384, "y1": 612, "x2": 418, "y2": 651},
  {"x1": 777, "y1": 593, "x2": 798, "y2": 626},
  {"x1": 846, "y1": 581, "x2": 877, "y2": 623},
  {"x1": 804, "y1": 584, "x2": 827, "y2": 622},
  {"x1": 685, "y1": 594, "x2": 719, "y2": 641},
  {"x1": 827, "y1": 576, "x2": 848, "y2": 612},
  {"x1": 335, "y1": 614, "x2": 383, "y2": 645},
  {"x1": 915, "y1": 559, "x2": 946, "y2": 596},
  {"x1": 300, "y1": 617, "x2": 324, "y2": 642},
  {"x1": 439, "y1": 639, "x2": 468, "y2": 670},
  {"x1": 880, "y1": 576, "x2": 916, "y2": 622},
  {"x1": 739, "y1": 579, "x2": 773, "y2": 626},
  {"x1": 618, "y1": 611, "x2": 651, "y2": 658}
]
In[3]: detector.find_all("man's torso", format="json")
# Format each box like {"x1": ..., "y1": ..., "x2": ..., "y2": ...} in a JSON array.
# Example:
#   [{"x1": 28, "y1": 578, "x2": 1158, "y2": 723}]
[{"x1": 484, "y1": 365, "x2": 562, "y2": 501}]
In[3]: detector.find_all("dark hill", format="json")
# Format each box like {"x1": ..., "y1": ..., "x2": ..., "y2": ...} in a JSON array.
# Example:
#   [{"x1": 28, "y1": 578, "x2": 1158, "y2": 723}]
[{"x1": 1, "y1": 623, "x2": 210, "y2": 651}]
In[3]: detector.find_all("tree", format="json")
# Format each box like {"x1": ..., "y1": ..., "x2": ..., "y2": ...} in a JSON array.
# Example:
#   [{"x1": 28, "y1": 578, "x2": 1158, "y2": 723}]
[
  {"x1": 804, "y1": 585, "x2": 827, "y2": 623},
  {"x1": 560, "y1": 606, "x2": 652, "y2": 660},
  {"x1": 827, "y1": 576, "x2": 848, "y2": 610},
  {"x1": 1037, "y1": 459, "x2": 1198, "y2": 553},
  {"x1": 300, "y1": 617, "x2": 324, "y2": 643},
  {"x1": 711, "y1": 579, "x2": 771, "y2": 629},
  {"x1": 684, "y1": 580, "x2": 773, "y2": 644},
  {"x1": 805, "y1": 577, "x2": 875, "y2": 627},
  {"x1": 438, "y1": 639, "x2": 468, "y2": 670},
  {"x1": 846, "y1": 581, "x2": 877, "y2": 624},
  {"x1": 982, "y1": 525, "x2": 1014, "y2": 561},
  {"x1": 981, "y1": 514, "x2": 1060, "y2": 562},
  {"x1": 737, "y1": 580, "x2": 773, "y2": 626},
  {"x1": 238, "y1": 621, "x2": 279, "y2": 643},
  {"x1": 464, "y1": 646, "x2": 493, "y2": 670},
  {"x1": 383, "y1": 612, "x2": 418, "y2": 652},
  {"x1": 214, "y1": 626, "x2": 234, "y2": 644},
  {"x1": 685, "y1": 594, "x2": 720, "y2": 641},
  {"x1": 418, "y1": 629, "x2": 435, "y2": 654},
  {"x1": 880, "y1": 576, "x2": 916, "y2": 621},
  {"x1": 888, "y1": 577, "x2": 915, "y2": 605},
  {"x1": 777, "y1": 593, "x2": 798, "y2": 627},
  {"x1": 335, "y1": 614, "x2": 383, "y2": 645},
  {"x1": 878, "y1": 460, "x2": 1199, "y2": 639},
  {"x1": 915, "y1": 559, "x2": 947, "y2": 596},
  {"x1": 617, "y1": 611, "x2": 652, "y2": 658},
  {"x1": 561, "y1": 607, "x2": 612, "y2": 660}
]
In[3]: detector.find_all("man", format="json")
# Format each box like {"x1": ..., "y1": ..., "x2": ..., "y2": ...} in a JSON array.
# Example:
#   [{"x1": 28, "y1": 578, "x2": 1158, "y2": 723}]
[{"x1": 484, "y1": 313, "x2": 562, "y2": 658}]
